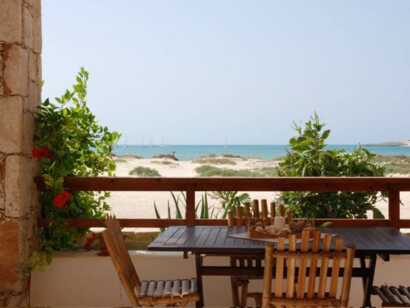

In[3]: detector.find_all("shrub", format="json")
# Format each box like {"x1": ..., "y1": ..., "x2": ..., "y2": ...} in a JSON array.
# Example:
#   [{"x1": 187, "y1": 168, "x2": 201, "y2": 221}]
[
  {"x1": 195, "y1": 165, "x2": 278, "y2": 177},
  {"x1": 151, "y1": 160, "x2": 178, "y2": 166},
  {"x1": 375, "y1": 155, "x2": 410, "y2": 174},
  {"x1": 34, "y1": 68, "x2": 120, "y2": 254},
  {"x1": 152, "y1": 153, "x2": 178, "y2": 160},
  {"x1": 129, "y1": 166, "x2": 160, "y2": 176},
  {"x1": 278, "y1": 114, "x2": 385, "y2": 218},
  {"x1": 194, "y1": 157, "x2": 237, "y2": 165}
]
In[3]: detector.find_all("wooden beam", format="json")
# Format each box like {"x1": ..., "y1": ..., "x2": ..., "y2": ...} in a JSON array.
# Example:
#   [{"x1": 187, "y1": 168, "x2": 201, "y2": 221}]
[
  {"x1": 399, "y1": 219, "x2": 410, "y2": 228},
  {"x1": 38, "y1": 218, "x2": 390, "y2": 228},
  {"x1": 34, "y1": 176, "x2": 410, "y2": 192},
  {"x1": 389, "y1": 190, "x2": 401, "y2": 229},
  {"x1": 186, "y1": 190, "x2": 195, "y2": 226}
]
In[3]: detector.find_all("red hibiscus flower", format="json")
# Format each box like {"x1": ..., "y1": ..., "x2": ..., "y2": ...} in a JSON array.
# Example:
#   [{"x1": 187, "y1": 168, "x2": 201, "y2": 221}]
[
  {"x1": 53, "y1": 191, "x2": 72, "y2": 209},
  {"x1": 32, "y1": 147, "x2": 52, "y2": 160}
]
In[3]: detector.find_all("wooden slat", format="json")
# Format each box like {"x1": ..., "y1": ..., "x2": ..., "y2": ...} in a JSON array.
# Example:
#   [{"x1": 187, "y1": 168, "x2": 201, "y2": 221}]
[
  {"x1": 261, "y1": 199, "x2": 268, "y2": 224},
  {"x1": 186, "y1": 190, "x2": 195, "y2": 226},
  {"x1": 262, "y1": 244, "x2": 274, "y2": 307},
  {"x1": 190, "y1": 278, "x2": 197, "y2": 293},
  {"x1": 38, "y1": 217, "x2": 391, "y2": 228},
  {"x1": 181, "y1": 279, "x2": 190, "y2": 296},
  {"x1": 307, "y1": 230, "x2": 321, "y2": 299},
  {"x1": 252, "y1": 199, "x2": 260, "y2": 220},
  {"x1": 236, "y1": 206, "x2": 244, "y2": 226},
  {"x1": 297, "y1": 230, "x2": 310, "y2": 299},
  {"x1": 147, "y1": 281, "x2": 156, "y2": 297},
  {"x1": 163, "y1": 280, "x2": 173, "y2": 296},
  {"x1": 36, "y1": 176, "x2": 410, "y2": 192},
  {"x1": 270, "y1": 201, "x2": 276, "y2": 222},
  {"x1": 172, "y1": 279, "x2": 181, "y2": 296},
  {"x1": 274, "y1": 238, "x2": 285, "y2": 297},
  {"x1": 227, "y1": 209, "x2": 235, "y2": 227},
  {"x1": 389, "y1": 190, "x2": 400, "y2": 229},
  {"x1": 318, "y1": 234, "x2": 333, "y2": 298},
  {"x1": 286, "y1": 234, "x2": 297, "y2": 299},
  {"x1": 153, "y1": 280, "x2": 165, "y2": 297},
  {"x1": 139, "y1": 281, "x2": 149, "y2": 297},
  {"x1": 340, "y1": 246, "x2": 354, "y2": 306},
  {"x1": 399, "y1": 286, "x2": 410, "y2": 301},
  {"x1": 244, "y1": 202, "x2": 251, "y2": 225},
  {"x1": 330, "y1": 237, "x2": 344, "y2": 297}
]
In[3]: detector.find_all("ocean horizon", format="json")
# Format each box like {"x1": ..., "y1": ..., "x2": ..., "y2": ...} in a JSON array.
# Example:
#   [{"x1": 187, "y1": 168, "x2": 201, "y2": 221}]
[{"x1": 114, "y1": 144, "x2": 410, "y2": 161}]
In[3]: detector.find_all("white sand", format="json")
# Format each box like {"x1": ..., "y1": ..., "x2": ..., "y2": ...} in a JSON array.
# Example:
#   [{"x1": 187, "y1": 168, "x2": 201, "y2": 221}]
[{"x1": 107, "y1": 156, "x2": 410, "y2": 231}]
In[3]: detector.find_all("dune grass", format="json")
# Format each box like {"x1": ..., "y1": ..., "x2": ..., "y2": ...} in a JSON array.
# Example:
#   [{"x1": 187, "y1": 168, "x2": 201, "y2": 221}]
[
  {"x1": 375, "y1": 155, "x2": 410, "y2": 174},
  {"x1": 194, "y1": 157, "x2": 237, "y2": 165},
  {"x1": 114, "y1": 158, "x2": 127, "y2": 163},
  {"x1": 129, "y1": 166, "x2": 161, "y2": 176},
  {"x1": 152, "y1": 153, "x2": 178, "y2": 161},
  {"x1": 151, "y1": 160, "x2": 178, "y2": 166},
  {"x1": 195, "y1": 165, "x2": 278, "y2": 177}
]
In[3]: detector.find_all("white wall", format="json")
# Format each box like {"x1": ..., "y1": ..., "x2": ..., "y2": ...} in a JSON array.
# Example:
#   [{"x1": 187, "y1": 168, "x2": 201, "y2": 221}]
[{"x1": 31, "y1": 251, "x2": 410, "y2": 307}]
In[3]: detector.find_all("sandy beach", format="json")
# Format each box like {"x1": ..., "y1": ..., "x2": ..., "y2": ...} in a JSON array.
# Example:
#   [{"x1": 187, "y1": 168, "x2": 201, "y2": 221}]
[{"x1": 107, "y1": 156, "x2": 410, "y2": 230}]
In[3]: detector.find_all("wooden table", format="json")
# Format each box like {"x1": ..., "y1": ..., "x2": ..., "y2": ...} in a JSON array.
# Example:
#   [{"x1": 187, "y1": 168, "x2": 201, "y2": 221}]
[{"x1": 148, "y1": 226, "x2": 410, "y2": 308}]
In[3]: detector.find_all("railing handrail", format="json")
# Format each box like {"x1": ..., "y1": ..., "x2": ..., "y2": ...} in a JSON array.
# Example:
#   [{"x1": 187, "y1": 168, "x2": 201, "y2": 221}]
[
  {"x1": 36, "y1": 176, "x2": 410, "y2": 229},
  {"x1": 36, "y1": 176, "x2": 410, "y2": 192}
]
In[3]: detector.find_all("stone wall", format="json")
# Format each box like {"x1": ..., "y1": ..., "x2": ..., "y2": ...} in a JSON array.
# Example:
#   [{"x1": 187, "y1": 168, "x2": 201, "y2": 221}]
[{"x1": 0, "y1": 0, "x2": 42, "y2": 306}]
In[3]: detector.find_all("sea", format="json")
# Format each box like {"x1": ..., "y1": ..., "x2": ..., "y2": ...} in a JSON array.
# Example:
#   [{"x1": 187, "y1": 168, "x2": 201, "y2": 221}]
[{"x1": 113, "y1": 144, "x2": 410, "y2": 161}]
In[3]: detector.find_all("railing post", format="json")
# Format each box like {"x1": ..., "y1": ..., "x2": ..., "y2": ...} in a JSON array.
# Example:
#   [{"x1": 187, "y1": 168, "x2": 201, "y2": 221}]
[
  {"x1": 186, "y1": 190, "x2": 196, "y2": 226},
  {"x1": 388, "y1": 190, "x2": 400, "y2": 229}
]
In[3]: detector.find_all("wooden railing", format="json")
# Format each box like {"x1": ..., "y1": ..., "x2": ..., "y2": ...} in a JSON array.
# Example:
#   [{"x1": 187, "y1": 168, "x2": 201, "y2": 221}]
[{"x1": 36, "y1": 176, "x2": 410, "y2": 229}]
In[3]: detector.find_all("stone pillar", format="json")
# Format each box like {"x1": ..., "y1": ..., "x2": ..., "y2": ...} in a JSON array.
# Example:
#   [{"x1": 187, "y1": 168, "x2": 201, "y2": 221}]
[{"x1": 0, "y1": 0, "x2": 42, "y2": 306}]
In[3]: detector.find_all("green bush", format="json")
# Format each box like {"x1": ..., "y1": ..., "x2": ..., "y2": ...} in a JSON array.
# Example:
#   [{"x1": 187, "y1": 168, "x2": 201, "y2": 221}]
[
  {"x1": 375, "y1": 155, "x2": 410, "y2": 174},
  {"x1": 194, "y1": 157, "x2": 237, "y2": 165},
  {"x1": 34, "y1": 68, "x2": 120, "y2": 254},
  {"x1": 195, "y1": 165, "x2": 278, "y2": 177},
  {"x1": 129, "y1": 166, "x2": 160, "y2": 176},
  {"x1": 278, "y1": 114, "x2": 385, "y2": 218}
]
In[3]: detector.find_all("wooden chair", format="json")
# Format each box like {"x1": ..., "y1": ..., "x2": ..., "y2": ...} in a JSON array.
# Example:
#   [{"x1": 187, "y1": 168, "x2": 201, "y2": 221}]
[
  {"x1": 259, "y1": 229, "x2": 355, "y2": 308},
  {"x1": 227, "y1": 199, "x2": 277, "y2": 308},
  {"x1": 102, "y1": 215, "x2": 200, "y2": 307}
]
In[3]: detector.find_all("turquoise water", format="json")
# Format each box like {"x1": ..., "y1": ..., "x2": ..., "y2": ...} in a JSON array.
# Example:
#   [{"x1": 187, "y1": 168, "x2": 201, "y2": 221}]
[{"x1": 114, "y1": 144, "x2": 410, "y2": 161}]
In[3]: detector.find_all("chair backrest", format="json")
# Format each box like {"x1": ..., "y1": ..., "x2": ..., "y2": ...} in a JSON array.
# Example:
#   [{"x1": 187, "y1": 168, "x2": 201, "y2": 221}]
[
  {"x1": 103, "y1": 215, "x2": 141, "y2": 307},
  {"x1": 262, "y1": 229, "x2": 354, "y2": 308},
  {"x1": 227, "y1": 199, "x2": 279, "y2": 226}
]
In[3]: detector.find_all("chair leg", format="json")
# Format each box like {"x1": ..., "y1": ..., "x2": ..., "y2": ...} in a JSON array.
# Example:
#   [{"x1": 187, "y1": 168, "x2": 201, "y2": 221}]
[
  {"x1": 253, "y1": 294, "x2": 262, "y2": 308},
  {"x1": 240, "y1": 280, "x2": 249, "y2": 308},
  {"x1": 231, "y1": 276, "x2": 241, "y2": 307}
]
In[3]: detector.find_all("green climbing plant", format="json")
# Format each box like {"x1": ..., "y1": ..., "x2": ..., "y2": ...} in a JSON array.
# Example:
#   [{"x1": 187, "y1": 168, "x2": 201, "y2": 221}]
[{"x1": 33, "y1": 68, "x2": 120, "y2": 260}]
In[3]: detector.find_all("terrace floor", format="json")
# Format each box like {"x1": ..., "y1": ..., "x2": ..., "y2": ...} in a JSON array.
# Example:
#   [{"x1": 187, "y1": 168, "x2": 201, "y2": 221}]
[{"x1": 31, "y1": 250, "x2": 410, "y2": 307}]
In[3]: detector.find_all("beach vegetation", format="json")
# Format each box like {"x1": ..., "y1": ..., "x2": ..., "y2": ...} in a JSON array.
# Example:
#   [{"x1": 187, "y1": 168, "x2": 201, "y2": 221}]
[
  {"x1": 375, "y1": 155, "x2": 410, "y2": 174},
  {"x1": 195, "y1": 165, "x2": 278, "y2": 177},
  {"x1": 211, "y1": 191, "x2": 251, "y2": 218},
  {"x1": 278, "y1": 113, "x2": 385, "y2": 219},
  {"x1": 34, "y1": 68, "x2": 120, "y2": 262},
  {"x1": 151, "y1": 160, "x2": 178, "y2": 166},
  {"x1": 152, "y1": 153, "x2": 179, "y2": 160},
  {"x1": 153, "y1": 192, "x2": 216, "y2": 229},
  {"x1": 194, "y1": 157, "x2": 237, "y2": 165},
  {"x1": 114, "y1": 158, "x2": 127, "y2": 163},
  {"x1": 129, "y1": 166, "x2": 160, "y2": 176}
]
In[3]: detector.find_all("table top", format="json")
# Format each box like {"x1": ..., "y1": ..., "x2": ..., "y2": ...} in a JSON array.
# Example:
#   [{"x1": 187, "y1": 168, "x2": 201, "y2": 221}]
[{"x1": 147, "y1": 226, "x2": 410, "y2": 256}]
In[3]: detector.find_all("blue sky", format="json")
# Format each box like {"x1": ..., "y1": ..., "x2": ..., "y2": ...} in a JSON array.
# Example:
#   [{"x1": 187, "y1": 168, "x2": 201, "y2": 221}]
[{"x1": 42, "y1": 1, "x2": 410, "y2": 145}]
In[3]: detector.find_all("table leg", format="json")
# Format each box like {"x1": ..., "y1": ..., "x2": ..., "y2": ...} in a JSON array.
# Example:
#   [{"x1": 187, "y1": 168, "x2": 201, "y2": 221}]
[
  {"x1": 195, "y1": 253, "x2": 204, "y2": 308},
  {"x1": 360, "y1": 257, "x2": 367, "y2": 291},
  {"x1": 361, "y1": 255, "x2": 377, "y2": 308}
]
